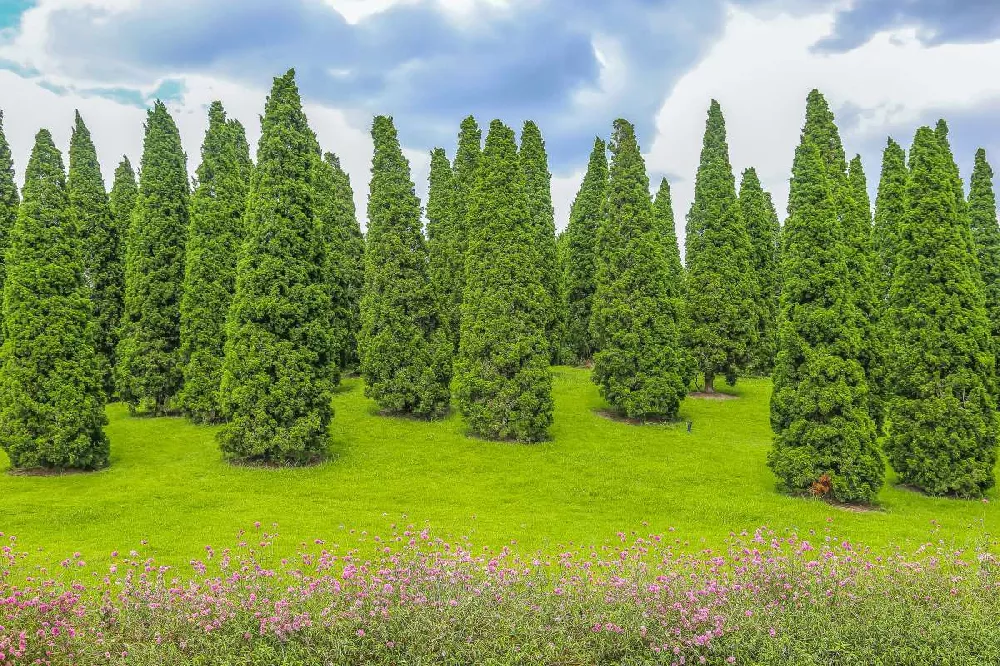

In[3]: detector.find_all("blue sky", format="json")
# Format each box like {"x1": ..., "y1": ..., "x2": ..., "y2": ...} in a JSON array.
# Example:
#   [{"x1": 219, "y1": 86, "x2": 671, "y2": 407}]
[{"x1": 0, "y1": 0, "x2": 998, "y2": 230}]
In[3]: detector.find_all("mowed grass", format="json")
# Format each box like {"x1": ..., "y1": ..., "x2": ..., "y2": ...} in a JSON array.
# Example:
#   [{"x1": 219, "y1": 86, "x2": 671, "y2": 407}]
[{"x1": 1, "y1": 367, "x2": 997, "y2": 565}]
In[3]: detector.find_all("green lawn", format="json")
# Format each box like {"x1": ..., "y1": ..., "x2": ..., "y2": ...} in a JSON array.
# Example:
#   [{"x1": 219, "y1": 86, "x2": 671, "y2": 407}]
[{"x1": 2, "y1": 367, "x2": 996, "y2": 565}]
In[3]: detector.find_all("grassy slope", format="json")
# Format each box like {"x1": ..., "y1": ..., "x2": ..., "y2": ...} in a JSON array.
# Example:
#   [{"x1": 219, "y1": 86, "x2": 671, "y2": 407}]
[{"x1": 1, "y1": 367, "x2": 996, "y2": 564}]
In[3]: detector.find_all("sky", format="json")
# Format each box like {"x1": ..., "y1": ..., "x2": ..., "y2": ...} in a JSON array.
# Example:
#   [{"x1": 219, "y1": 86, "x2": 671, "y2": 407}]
[{"x1": 0, "y1": 0, "x2": 999, "y2": 237}]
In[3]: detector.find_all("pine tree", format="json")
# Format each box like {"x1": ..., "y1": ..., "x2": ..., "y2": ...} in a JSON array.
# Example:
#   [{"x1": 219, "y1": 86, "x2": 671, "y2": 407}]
[
  {"x1": 178, "y1": 102, "x2": 251, "y2": 423},
  {"x1": 445, "y1": 116, "x2": 482, "y2": 349},
  {"x1": 426, "y1": 147, "x2": 457, "y2": 348},
  {"x1": 969, "y1": 149, "x2": 1000, "y2": 377},
  {"x1": 885, "y1": 126, "x2": 997, "y2": 497},
  {"x1": 116, "y1": 101, "x2": 189, "y2": 414},
  {"x1": 739, "y1": 168, "x2": 780, "y2": 374},
  {"x1": 653, "y1": 176, "x2": 695, "y2": 387},
  {"x1": 326, "y1": 153, "x2": 364, "y2": 370},
  {"x1": 562, "y1": 137, "x2": 607, "y2": 364},
  {"x1": 0, "y1": 129, "x2": 109, "y2": 470},
  {"x1": 68, "y1": 111, "x2": 120, "y2": 395},
  {"x1": 0, "y1": 111, "x2": 18, "y2": 346},
  {"x1": 768, "y1": 137, "x2": 883, "y2": 504},
  {"x1": 520, "y1": 121, "x2": 563, "y2": 363},
  {"x1": 109, "y1": 157, "x2": 138, "y2": 273},
  {"x1": 455, "y1": 120, "x2": 552, "y2": 440},
  {"x1": 872, "y1": 138, "x2": 907, "y2": 302},
  {"x1": 684, "y1": 100, "x2": 759, "y2": 392},
  {"x1": 359, "y1": 116, "x2": 451, "y2": 418},
  {"x1": 218, "y1": 69, "x2": 336, "y2": 464},
  {"x1": 590, "y1": 120, "x2": 687, "y2": 419}
]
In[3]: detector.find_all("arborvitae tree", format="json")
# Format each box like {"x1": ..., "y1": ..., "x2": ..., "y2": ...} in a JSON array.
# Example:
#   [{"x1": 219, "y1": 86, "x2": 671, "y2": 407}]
[
  {"x1": 872, "y1": 138, "x2": 907, "y2": 302},
  {"x1": 426, "y1": 147, "x2": 458, "y2": 348},
  {"x1": 68, "y1": 111, "x2": 120, "y2": 395},
  {"x1": 446, "y1": 116, "x2": 482, "y2": 349},
  {"x1": 885, "y1": 127, "x2": 997, "y2": 497},
  {"x1": 326, "y1": 153, "x2": 364, "y2": 370},
  {"x1": 218, "y1": 70, "x2": 336, "y2": 464},
  {"x1": 768, "y1": 138, "x2": 883, "y2": 504},
  {"x1": 653, "y1": 176, "x2": 696, "y2": 387},
  {"x1": 739, "y1": 168, "x2": 780, "y2": 374},
  {"x1": 455, "y1": 120, "x2": 552, "y2": 440},
  {"x1": 177, "y1": 102, "x2": 251, "y2": 423},
  {"x1": 590, "y1": 120, "x2": 687, "y2": 419},
  {"x1": 520, "y1": 121, "x2": 564, "y2": 363},
  {"x1": 0, "y1": 130, "x2": 109, "y2": 470},
  {"x1": 116, "y1": 101, "x2": 189, "y2": 414},
  {"x1": 561, "y1": 137, "x2": 607, "y2": 364},
  {"x1": 684, "y1": 100, "x2": 759, "y2": 392},
  {"x1": 0, "y1": 111, "x2": 18, "y2": 346},
  {"x1": 969, "y1": 149, "x2": 1000, "y2": 377},
  {"x1": 359, "y1": 116, "x2": 451, "y2": 417}
]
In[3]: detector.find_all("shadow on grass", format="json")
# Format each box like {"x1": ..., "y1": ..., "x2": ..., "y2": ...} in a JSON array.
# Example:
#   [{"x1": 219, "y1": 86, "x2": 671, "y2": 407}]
[{"x1": 593, "y1": 408, "x2": 685, "y2": 427}]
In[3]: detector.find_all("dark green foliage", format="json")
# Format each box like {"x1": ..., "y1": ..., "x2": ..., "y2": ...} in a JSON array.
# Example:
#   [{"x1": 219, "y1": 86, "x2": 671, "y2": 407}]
[
  {"x1": 872, "y1": 138, "x2": 907, "y2": 303},
  {"x1": 590, "y1": 120, "x2": 687, "y2": 419},
  {"x1": 358, "y1": 116, "x2": 451, "y2": 418},
  {"x1": 768, "y1": 138, "x2": 883, "y2": 504},
  {"x1": 0, "y1": 111, "x2": 18, "y2": 346},
  {"x1": 684, "y1": 100, "x2": 759, "y2": 392},
  {"x1": 426, "y1": 147, "x2": 458, "y2": 349},
  {"x1": 116, "y1": 101, "x2": 190, "y2": 414},
  {"x1": 885, "y1": 127, "x2": 997, "y2": 497},
  {"x1": 561, "y1": 138, "x2": 607, "y2": 364},
  {"x1": 68, "y1": 111, "x2": 120, "y2": 396},
  {"x1": 520, "y1": 121, "x2": 564, "y2": 363},
  {"x1": 739, "y1": 168, "x2": 780, "y2": 375},
  {"x1": 969, "y1": 149, "x2": 1000, "y2": 377},
  {"x1": 446, "y1": 116, "x2": 482, "y2": 348},
  {"x1": 0, "y1": 129, "x2": 109, "y2": 470},
  {"x1": 935, "y1": 120, "x2": 979, "y2": 263},
  {"x1": 218, "y1": 70, "x2": 336, "y2": 464},
  {"x1": 178, "y1": 102, "x2": 251, "y2": 423},
  {"x1": 653, "y1": 176, "x2": 695, "y2": 387},
  {"x1": 455, "y1": 120, "x2": 552, "y2": 441}
]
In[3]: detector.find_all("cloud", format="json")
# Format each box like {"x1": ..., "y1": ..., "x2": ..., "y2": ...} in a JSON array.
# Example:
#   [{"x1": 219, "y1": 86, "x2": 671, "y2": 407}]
[{"x1": 817, "y1": 0, "x2": 1000, "y2": 52}]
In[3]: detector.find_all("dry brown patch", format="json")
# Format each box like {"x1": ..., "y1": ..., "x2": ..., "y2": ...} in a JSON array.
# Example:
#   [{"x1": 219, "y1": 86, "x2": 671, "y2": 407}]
[
  {"x1": 594, "y1": 409, "x2": 681, "y2": 426},
  {"x1": 688, "y1": 391, "x2": 739, "y2": 400}
]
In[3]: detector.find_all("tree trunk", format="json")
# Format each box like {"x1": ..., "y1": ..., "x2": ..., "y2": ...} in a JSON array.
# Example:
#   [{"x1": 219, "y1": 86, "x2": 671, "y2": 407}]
[{"x1": 704, "y1": 373, "x2": 716, "y2": 393}]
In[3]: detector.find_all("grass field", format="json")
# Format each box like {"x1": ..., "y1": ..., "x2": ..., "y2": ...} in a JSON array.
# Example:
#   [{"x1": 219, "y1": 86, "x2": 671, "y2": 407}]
[{"x1": 1, "y1": 366, "x2": 997, "y2": 565}]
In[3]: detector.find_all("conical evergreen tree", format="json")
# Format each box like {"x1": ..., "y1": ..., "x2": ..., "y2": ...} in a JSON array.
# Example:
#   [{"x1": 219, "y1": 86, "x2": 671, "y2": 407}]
[
  {"x1": 116, "y1": 101, "x2": 189, "y2": 414},
  {"x1": 0, "y1": 111, "x2": 18, "y2": 346},
  {"x1": 426, "y1": 147, "x2": 458, "y2": 348},
  {"x1": 359, "y1": 116, "x2": 451, "y2": 417},
  {"x1": 935, "y1": 120, "x2": 978, "y2": 261},
  {"x1": 590, "y1": 120, "x2": 687, "y2": 419},
  {"x1": 561, "y1": 137, "x2": 607, "y2": 364},
  {"x1": 218, "y1": 70, "x2": 336, "y2": 464},
  {"x1": 445, "y1": 116, "x2": 482, "y2": 349},
  {"x1": 885, "y1": 127, "x2": 997, "y2": 497},
  {"x1": 872, "y1": 138, "x2": 907, "y2": 303},
  {"x1": 653, "y1": 176, "x2": 696, "y2": 387},
  {"x1": 969, "y1": 149, "x2": 1000, "y2": 377},
  {"x1": 768, "y1": 137, "x2": 883, "y2": 504},
  {"x1": 68, "y1": 111, "x2": 120, "y2": 395},
  {"x1": 326, "y1": 153, "x2": 364, "y2": 370},
  {"x1": 520, "y1": 121, "x2": 563, "y2": 363},
  {"x1": 455, "y1": 120, "x2": 552, "y2": 441},
  {"x1": 739, "y1": 168, "x2": 780, "y2": 374},
  {"x1": 178, "y1": 102, "x2": 251, "y2": 423},
  {"x1": 684, "y1": 100, "x2": 759, "y2": 392},
  {"x1": 0, "y1": 129, "x2": 108, "y2": 470}
]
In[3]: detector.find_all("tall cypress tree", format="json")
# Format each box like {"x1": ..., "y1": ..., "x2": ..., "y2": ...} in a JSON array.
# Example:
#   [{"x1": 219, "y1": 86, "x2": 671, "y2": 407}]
[
  {"x1": 768, "y1": 137, "x2": 882, "y2": 504},
  {"x1": 178, "y1": 102, "x2": 251, "y2": 423},
  {"x1": 218, "y1": 70, "x2": 336, "y2": 464},
  {"x1": 970, "y1": 149, "x2": 1000, "y2": 376},
  {"x1": 590, "y1": 120, "x2": 687, "y2": 419},
  {"x1": 739, "y1": 168, "x2": 780, "y2": 374},
  {"x1": 0, "y1": 111, "x2": 18, "y2": 346},
  {"x1": 872, "y1": 138, "x2": 907, "y2": 303},
  {"x1": 0, "y1": 129, "x2": 109, "y2": 470},
  {"x1": 653, "y1": 176, "x2": 695, "y2": 387},
  {"x1": 935, "y1": 120, "x2": 978, "y2": 262},
  {"x1": 359, "y1": 116, "x2": 450, "y2": 418},
  {"x1": 520, "y1": 121, "x2": 563, "y2": 363},
  {"x1": 684, "y1": 100, "x2": 759, "y2": 392},
  {"x1": 455, "y1": 120, "x2": 552, "y2": 441},
  {"x1": 426, "y1": 147, "x2": 458, "y2": 349},
  {"x1": 445, "y1": 116, "x2": 482, "y2": 349},
  {"x1": 68, "y1": 111, "x2": 120, "y2": 395},
  {"x1": 562, "y1": 138, "x2": 607, "y2": 364},
  {"x1": 885, "y1": 127, "x2": 997, "y2": 497},
  {"x1": 326, "y1": 153, "x2": 364, "y2": 370},
  {"x1": 116, "y1": 101, "x2": 189, "y2": 414}
]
